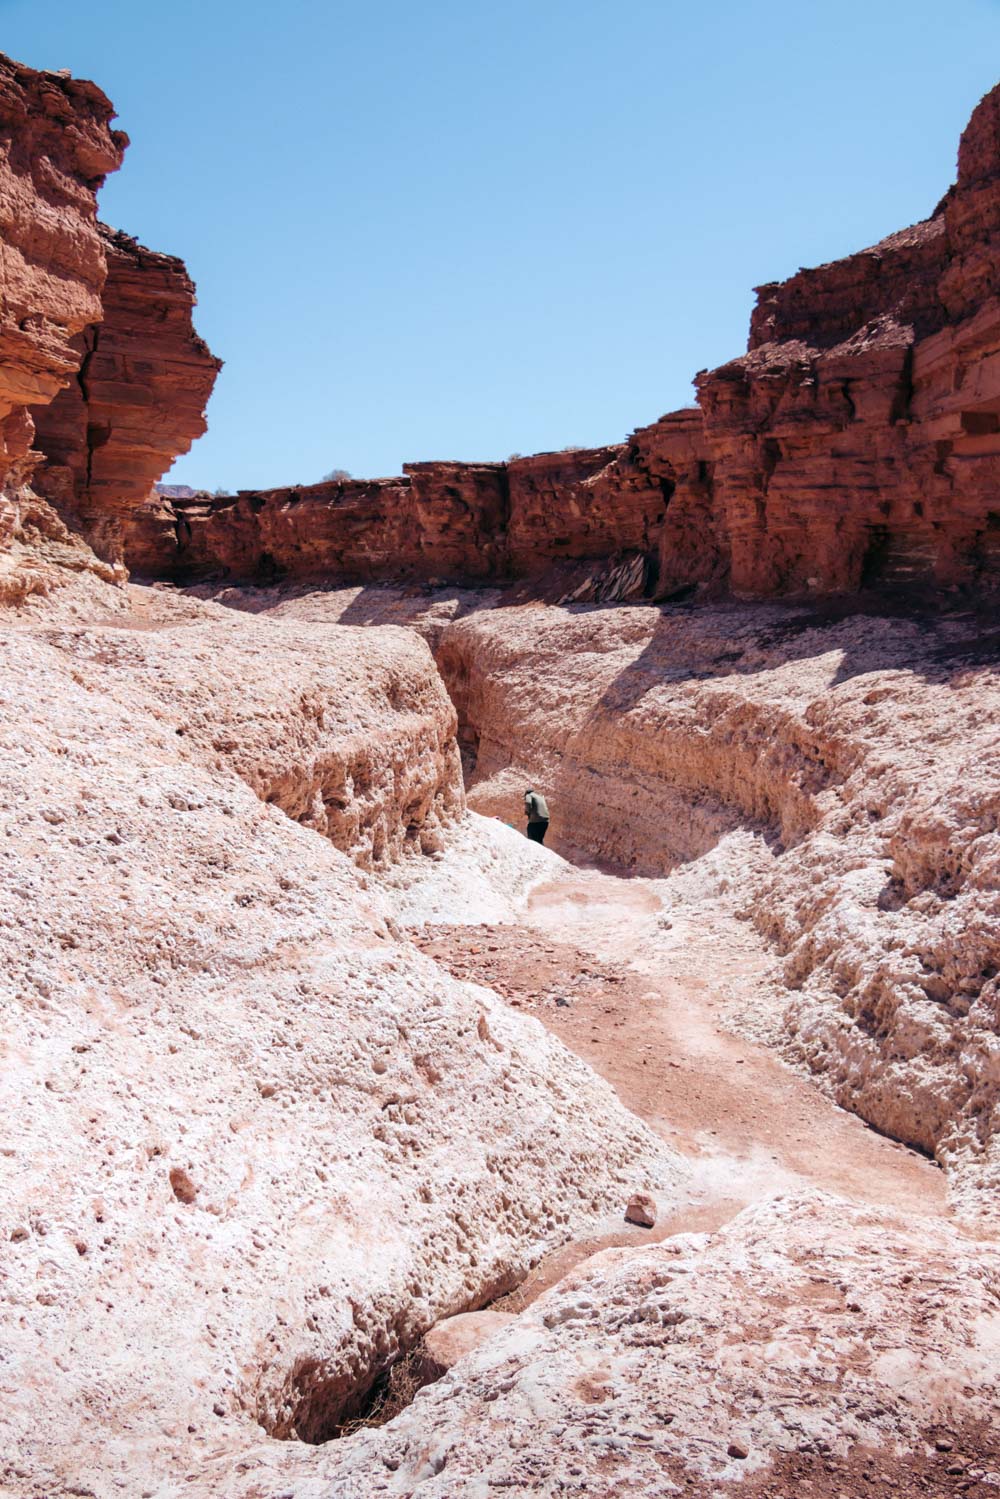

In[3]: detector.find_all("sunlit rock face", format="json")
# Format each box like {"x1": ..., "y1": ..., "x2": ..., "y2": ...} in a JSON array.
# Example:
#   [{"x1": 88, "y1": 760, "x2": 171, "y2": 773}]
[
  {"x1": 0, "y1": 50, "x2": 219, "y2": 602},
  {"x1": 0, "y1": 600, "x2": 682, "y2": 1493},
  {"x1": 31, "y1": 224, "x2": 222, "y2": 565},
  {"x1": 0, "y1": 53, "x2": 125, "y2": 489},
  {"x1": 127, "y1": 83, "x2": 1000, "y2": 603},
  {"x1": 432, "y1": 598, "x2": 1000, "y2": 1218},
  {"x1": 235, "y1": 1192, "x2": 1000, "y2": 1499},
  {"x1": 3, "y1": 38, "x2": 1000, "y2": 1499}
]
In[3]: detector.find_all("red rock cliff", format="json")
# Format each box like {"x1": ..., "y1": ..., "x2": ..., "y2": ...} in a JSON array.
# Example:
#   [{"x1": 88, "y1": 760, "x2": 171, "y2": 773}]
[
  {"x1": 0, "y1": 55, "x2": 126, "y2": 496},
  {"x1": 690, "y1": 82, "x2": 1000, "y2": 595},
  {"x1": 125, "y1": 80, "x2": 1000, "y2": 600},
  {"x1": 31, "y1": 225, "x2": 222, "y2": 564},
  {"x1": 0, "y1": 50, "x2": 220, "y2": 597}
]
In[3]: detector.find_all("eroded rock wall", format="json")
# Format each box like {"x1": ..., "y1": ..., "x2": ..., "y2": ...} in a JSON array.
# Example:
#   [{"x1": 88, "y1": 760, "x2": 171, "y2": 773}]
[
  {"x1": 0, "y1": 55, "x2": 126, "y2": 488},
  {"x1": 225, "y1": 1192, "x2": 1000, "y2": 1497},
  {"x1": 54, "y1": 613, "x2": 465, "y2": 866},
  {"x1": 0, "y1": 54, "x2": 132, "y2": 606},
  {"x1": 0, "y1": 603, "x2": 681, "y2": 1493},
  {"x1": 30, "y1": 226, "x2": 222, "y2": 564},
  {"x1": 125, "y1": 437, "x2": 703, "y2": 592},
  {"x1": 428, "y1": 599, "x2": 1000, "y2": 1211},
  {"x1": 0, "y1": 51, "x2": 219, "y2": 605},
  {"x1": 125, "y1": 80, "x2": 1000, "y2": 603},
  {"x1": 128, "y1": 465, "x2": 508, "y2": 585}
]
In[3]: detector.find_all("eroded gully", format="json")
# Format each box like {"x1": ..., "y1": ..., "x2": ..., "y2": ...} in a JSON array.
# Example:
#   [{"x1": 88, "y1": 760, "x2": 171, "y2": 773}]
[{"x1": 415, "y1": 858, "x2": 957, "y2": 1304}]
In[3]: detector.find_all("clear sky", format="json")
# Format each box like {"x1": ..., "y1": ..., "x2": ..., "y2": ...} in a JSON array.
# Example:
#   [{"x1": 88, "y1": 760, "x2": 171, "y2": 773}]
[{"x1": 4, "y1": 0, "x2": 1000, "y2": 490}]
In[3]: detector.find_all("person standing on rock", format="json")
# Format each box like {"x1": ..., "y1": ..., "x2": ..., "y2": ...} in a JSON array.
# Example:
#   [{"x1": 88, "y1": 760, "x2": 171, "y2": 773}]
[{"x1": 524, "y1": 787, "x2": 550, "y2": 844}]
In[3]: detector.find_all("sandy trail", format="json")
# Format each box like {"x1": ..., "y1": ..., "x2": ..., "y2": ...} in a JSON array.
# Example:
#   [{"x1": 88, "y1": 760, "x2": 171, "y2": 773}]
[
  {"x1": 416, "y1": 856, "x2": 958, "y2": 1303},
  {"x1": 525, "y1": 870, "x2": 949, "y2": 1221}
]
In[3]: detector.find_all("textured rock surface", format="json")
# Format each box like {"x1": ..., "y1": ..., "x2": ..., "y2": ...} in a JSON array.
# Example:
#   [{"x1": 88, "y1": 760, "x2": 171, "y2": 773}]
[
  {"x1": 0, "y1": 49, "x2": 217, "y2": 600},
  {"x1": 0, "y1": 490, "x2": 127, "y2": 614},
  {"x1": 126, "y1": 464, "x2": 509, "y2": 585},
  {"x1": 405, "y1": 597, "x2": 999, "y2": 1213},
  {"x1": 47, "y1": 612, "x2": 465, "y2": 867},
  {"x1": 31, "y1": 225, "x2": 222, "y2": 563},
  {"x1": 417, "y1": 1309, "x2": 517, "y2": 1380},
  {"x1": 4, "y1": 40, "x2": 1000, "y2": 1499},
  {"x1": 181, "y1": 1193, "x2": 1000, "y2": 1496},
  {"x1": 123, "y1": 438, "x2": 692, "y2": 591},
  {"x1": 0, "y1": 53, "x2": 125, "y2": 493},
  {"x1": 126, "y1": 82, "x2": 1000, "y2": 603},
  {"x1": 0, "y1": 599, "x2": 680, "y2": 1495}
]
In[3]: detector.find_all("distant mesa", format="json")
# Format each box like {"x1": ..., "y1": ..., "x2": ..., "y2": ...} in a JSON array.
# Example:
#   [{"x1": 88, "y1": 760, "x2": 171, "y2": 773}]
[{"x1": 155, "y1": 484, "x2": 207, "y2": 500}]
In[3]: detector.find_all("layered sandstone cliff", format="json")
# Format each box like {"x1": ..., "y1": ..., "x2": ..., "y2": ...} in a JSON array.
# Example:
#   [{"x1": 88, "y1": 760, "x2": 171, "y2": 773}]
[
  {"x1": 0, "y1": 56, "x2": 131, "y2": 604},
  {"x1": 127, "y1": 81, "x2": 1000, "y2": 602},
  {"x1": 0, "y1": 55, "x2": 126, "y2": 491},
  {"x1": 31, "y1": 226, "x2": 222, "y2": 564},
  {"x1": 0, "y1": 50, "x2": 219, "y2": 601}
]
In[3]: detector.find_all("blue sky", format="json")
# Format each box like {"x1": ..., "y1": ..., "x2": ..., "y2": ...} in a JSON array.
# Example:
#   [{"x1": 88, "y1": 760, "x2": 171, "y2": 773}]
[{"x1": 4, "y1": 0, "x2": 1000, "y2": 490}]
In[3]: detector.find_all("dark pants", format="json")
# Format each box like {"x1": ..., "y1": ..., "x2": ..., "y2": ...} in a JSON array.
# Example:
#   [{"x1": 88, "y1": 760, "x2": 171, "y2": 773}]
[{"x1": 526, "y1": 819, "x2": 549, "y2": 844}]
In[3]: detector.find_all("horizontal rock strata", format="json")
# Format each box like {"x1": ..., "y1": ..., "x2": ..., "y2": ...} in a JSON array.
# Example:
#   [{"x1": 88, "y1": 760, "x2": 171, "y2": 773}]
[
  {"x1": 126, "y1": 82, "x2": 1000, "y2": 602},
  {"x1": 31, "y1": 225, "x2": 222, "y2": 565},
  {"x1": 0, "y1": 50, "x2": 219, "y2": 605},
  {"x1": 0, "y1": 54, "x2": 128, "y2": 610},
  {"x1": 0, "y1": 54, "x2": 126, "y2": 480}
]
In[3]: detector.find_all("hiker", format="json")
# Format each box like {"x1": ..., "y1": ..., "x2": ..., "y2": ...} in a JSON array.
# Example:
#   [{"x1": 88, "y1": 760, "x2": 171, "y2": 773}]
[{"x1": 524, "y1": 787, "x2": 550, "y2": 844}]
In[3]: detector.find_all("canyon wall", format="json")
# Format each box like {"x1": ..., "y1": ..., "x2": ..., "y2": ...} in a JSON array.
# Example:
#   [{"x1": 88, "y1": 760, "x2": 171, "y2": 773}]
[
  {"x1": 245, "y1": 1192, "x2": 1000, "y2": 1498},
  {"x1": 0, "y1": 49, "x2": 219, "y2": 600},
  {"x1": 30, "y1": 225, "x2": 222, "y2": 565},
  {"x1": 0, "y1": 55, "x2": 125, "y2": 493},
  {"x1": 0, "y1": 601, "x2": 683, "y2": 1493},
  {"x1": 127, "y1": 81, "x2": 1000, "y2": 601},
  {"x1": 427, "y1": 599, "x2": 1000, "y2": 1215},
  {"x1": 0, "y1": 55, "x2": 130, "y2": 605}
]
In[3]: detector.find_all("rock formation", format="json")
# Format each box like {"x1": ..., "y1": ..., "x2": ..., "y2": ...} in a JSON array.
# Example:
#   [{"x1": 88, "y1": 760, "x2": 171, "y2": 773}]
[
  {"x1": 126, "y1": 83, "x2": 1000, "y2": 603},
  {"x1": 65, "y1": 612, "x2": 465, "y2": 866},
  {"x1": 0, "y1": 48, "x2": 218, "y2": 600},
  {"x1": 421, "y1": 597, "x2": 1000, "y2": 1215},
  {"x1": 0, "y1": 55, "x2": 131, "y2": 605},
  {"x1": 30, "y1": 225, "x2": 222, "y2": 564},
  {"x1": 4, "y1": 41, "x2": 1000, "y2": 1499},
  {"x1": 126, "y1": 463, "x2": 512, "y2": 585},
  {"x1": 0, "y1": 600, "x2": 682, "y2": 1493},
  {"x1": 222, "y1": 1192, "x2": 1000, "y2": 1497},
  {"x1": 0, "y1": 55, "x2": 126, "y2": 493}
]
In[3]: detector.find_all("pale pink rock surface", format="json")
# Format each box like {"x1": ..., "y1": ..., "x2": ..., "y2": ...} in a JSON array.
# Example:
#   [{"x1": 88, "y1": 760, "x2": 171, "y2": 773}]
[
  {"x1": 0, "y1": 599, "x2": 682, "y2": 1496},
  {"x1": 191, "y1": 1192, "x2": 1000, "y2": 1497},
  {"x1": 424, "y1": 599, "x2": 1000, "y2": 1217},
  {"x1": 418, "y1": 1309, "x2": 517, "y2": 1378},
  {"x1": 198, "y1": 583, "x2": 1000, "y2": 1224}
]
